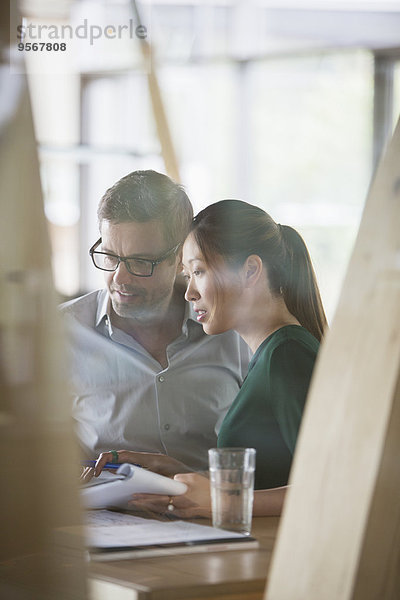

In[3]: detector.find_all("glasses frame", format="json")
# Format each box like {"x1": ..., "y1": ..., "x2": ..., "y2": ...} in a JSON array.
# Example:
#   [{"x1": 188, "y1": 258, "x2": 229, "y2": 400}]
[{"x1": 89, "y1": 238, "x2": 181, "y2": 277}]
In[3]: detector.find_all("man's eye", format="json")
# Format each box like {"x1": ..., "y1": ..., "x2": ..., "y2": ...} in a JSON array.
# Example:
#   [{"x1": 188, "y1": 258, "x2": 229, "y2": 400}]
[{"x1": 104, "y1": 255, "x2": 117, "y2": 266}]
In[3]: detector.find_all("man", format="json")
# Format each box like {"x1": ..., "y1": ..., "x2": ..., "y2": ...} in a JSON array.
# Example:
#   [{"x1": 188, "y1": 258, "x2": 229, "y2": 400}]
[{"x1": 61, "y1": 170, "x2": 250, "y2": 471}]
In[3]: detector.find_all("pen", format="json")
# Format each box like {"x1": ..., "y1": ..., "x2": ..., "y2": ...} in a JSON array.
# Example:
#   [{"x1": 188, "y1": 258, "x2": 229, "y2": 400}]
[
  {"x1": 82, "y1": 460, "x2": 143, "y2": 470},
  {"x1": 82, "y1": 460, "x2": 120, "y2": 469}
]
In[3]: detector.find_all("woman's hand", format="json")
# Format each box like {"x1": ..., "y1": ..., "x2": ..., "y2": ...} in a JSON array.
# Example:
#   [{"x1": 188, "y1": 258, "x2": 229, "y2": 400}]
[
  {"x1": 129, "y1": 472, "x2": 212, "y2": 519},
  {"x1": 93, "y1": 450, "x2": 190, "y2": 478}
]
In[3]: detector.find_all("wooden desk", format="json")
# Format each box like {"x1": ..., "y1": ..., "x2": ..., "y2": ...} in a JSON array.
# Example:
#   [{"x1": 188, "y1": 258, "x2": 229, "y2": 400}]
[{"x1": 88, "y1": 516, "x2": 279, "y2": 600}]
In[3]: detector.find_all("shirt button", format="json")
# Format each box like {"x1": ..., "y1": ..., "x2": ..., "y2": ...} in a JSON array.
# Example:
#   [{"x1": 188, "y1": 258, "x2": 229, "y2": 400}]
[
  {"x1": 158, "y1": 376, "x2": 165, "y2": 382},
  {"x1": 164, "y1": 424, "x2": 170, "y2": 430}
]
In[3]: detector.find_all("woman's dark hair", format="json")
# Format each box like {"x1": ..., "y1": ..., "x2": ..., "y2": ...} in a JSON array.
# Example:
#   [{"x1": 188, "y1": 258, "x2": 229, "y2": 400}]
[{"x1": 191, "y1": 199, "x2": 327, "y2": 341}]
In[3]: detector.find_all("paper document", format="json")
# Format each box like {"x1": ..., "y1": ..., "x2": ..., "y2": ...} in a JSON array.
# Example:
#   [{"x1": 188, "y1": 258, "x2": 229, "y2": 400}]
[
  {"x1": 84, "y1": 510, "x2": 259, "y2": 561},
  {"x1": 83, "y1": 471, "x2": 125, "y2": 487},
  {"x1": 81, "y1": 463, "x2": 188, "y2": 509}
]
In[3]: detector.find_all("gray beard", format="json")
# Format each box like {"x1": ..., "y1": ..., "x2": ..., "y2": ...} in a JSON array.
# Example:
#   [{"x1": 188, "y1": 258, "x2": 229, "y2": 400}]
[{"x1": 110, "y1": 294, "x2": 171, "y2": 324}]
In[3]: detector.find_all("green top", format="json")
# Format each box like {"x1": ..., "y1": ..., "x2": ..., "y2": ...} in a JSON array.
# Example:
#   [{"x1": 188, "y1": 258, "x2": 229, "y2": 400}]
[{"x1": 218, "y1": 325, "x2": 319, "y2": 489}]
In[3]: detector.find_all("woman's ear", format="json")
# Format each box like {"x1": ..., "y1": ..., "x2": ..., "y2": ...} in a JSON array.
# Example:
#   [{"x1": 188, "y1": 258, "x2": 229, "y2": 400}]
[{"x1": 242, "y1": 255, "x2": 263, "y2": 287}]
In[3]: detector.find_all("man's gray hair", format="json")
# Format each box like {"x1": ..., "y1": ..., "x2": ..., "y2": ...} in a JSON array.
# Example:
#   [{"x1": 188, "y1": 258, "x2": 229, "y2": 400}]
[{"x1": 97, "y1": 170, "x2": 193, "y2": 246}]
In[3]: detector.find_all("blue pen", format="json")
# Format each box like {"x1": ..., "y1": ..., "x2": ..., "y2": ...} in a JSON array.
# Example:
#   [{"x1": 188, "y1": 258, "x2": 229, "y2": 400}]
[{"x1": 82, "y1": 460, "x2": 143, "y2": 469}]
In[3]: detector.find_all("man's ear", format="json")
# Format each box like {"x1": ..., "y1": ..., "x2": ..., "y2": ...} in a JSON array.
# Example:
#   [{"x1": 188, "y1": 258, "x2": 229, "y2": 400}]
[
  {"x1": 175, "y1": 247, "x2": 183, "y2": 273},
  {"x1": 242, "y1": 255, "x2": 263, "y2": 287}
]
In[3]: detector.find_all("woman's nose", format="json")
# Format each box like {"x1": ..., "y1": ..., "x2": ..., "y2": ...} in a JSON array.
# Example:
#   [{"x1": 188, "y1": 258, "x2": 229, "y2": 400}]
[{"x1": 185, "y1": 278, "x2": 200, "y2": 302}]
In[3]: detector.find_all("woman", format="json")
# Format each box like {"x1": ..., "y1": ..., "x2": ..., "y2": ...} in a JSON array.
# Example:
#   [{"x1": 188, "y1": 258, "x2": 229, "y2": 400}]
[{"x1": 92, "y1": 200, "x2": 327, "y2": 517}]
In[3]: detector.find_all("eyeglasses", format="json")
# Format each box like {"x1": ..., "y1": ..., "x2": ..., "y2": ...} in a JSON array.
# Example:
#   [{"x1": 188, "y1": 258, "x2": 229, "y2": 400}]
[{"x1": 89, "y1": 238, "x2": 181, "y2": 277}]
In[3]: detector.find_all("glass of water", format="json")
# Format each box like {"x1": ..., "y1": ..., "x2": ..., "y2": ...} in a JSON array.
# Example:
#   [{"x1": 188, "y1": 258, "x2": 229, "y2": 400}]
[{"x1": 208, "y1": 447, "x2": 256, "y2": 535}]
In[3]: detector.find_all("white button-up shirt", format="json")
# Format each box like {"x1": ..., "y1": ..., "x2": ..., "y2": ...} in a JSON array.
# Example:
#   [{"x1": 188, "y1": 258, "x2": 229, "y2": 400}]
[{"x1": 61, "y1": 289, "x2": 250, "y2": 470}]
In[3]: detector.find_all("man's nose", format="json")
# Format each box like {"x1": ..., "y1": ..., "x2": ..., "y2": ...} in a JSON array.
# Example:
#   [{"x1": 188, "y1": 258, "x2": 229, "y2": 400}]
[
  {"x1": 113, "y1": 260, "x2": 133, "y2": 284},
  {"x1": 185, "y1": 278, "x2": 200, "y2": 302}
]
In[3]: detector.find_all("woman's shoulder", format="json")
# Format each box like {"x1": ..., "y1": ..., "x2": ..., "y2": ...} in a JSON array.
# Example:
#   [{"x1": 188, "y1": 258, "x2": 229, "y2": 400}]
[
  {"x1": 259, "y1": 325, "x2": 319, "y2": 356},
  {"x1": 272, "y1": 325, "x2": 319, "y2": 349},
  {"x1": 248, "y1": 326, "x2": 319, "y2": 373}
]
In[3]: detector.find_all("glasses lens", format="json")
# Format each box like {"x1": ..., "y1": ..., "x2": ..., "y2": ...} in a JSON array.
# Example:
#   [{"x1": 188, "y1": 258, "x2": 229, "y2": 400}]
[
  {"x1": 126, "y1": 258, "x2": 153, "y2": 276},
  {"x1": 93, "y1": 253, "x2": 119, "y2": 271}
]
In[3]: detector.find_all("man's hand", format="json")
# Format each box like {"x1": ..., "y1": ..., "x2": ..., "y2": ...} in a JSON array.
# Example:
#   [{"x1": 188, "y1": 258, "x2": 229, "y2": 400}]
[
  {"x1": 80, "y1": 466, "x2": 95, "y2": 483},
  {"x1": 93, "y1": 450, "x2": 190, "y2": 478}
]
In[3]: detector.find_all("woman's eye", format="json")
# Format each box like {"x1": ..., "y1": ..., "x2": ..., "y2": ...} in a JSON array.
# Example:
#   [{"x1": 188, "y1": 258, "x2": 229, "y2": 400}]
[{"x1": 193, "y1": 270, "x2": 202, "y2": 276}]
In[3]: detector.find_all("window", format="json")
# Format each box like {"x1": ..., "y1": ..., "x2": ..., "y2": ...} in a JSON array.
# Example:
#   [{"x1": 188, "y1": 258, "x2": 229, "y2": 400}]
[{"x1": 27, "y1": 3, "x2": 400, "y2": 317}]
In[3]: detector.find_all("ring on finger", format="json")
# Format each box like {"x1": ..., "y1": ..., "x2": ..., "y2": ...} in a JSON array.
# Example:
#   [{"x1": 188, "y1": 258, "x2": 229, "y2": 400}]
[{"x1": 167, "y1": 496, "x2": 174, "y2": 512}]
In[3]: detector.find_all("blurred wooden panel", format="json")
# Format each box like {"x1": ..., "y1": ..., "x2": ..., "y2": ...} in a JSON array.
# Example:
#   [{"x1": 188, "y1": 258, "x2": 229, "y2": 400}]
[
  {"x1": 265, "y1": 120, "x2": 400, "y2": 599},
  {"x1": 0, "y1": 60, "x2": 87, "y2": 599},
  {"x1": 132, "y1": 0, "x2": 180, "y2": 183}
]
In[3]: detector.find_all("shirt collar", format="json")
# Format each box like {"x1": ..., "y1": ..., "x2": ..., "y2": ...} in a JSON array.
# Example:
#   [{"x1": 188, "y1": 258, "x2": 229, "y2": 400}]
[{"x1": 95, "y1": 288, "x2": 111, "y2": 329}]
